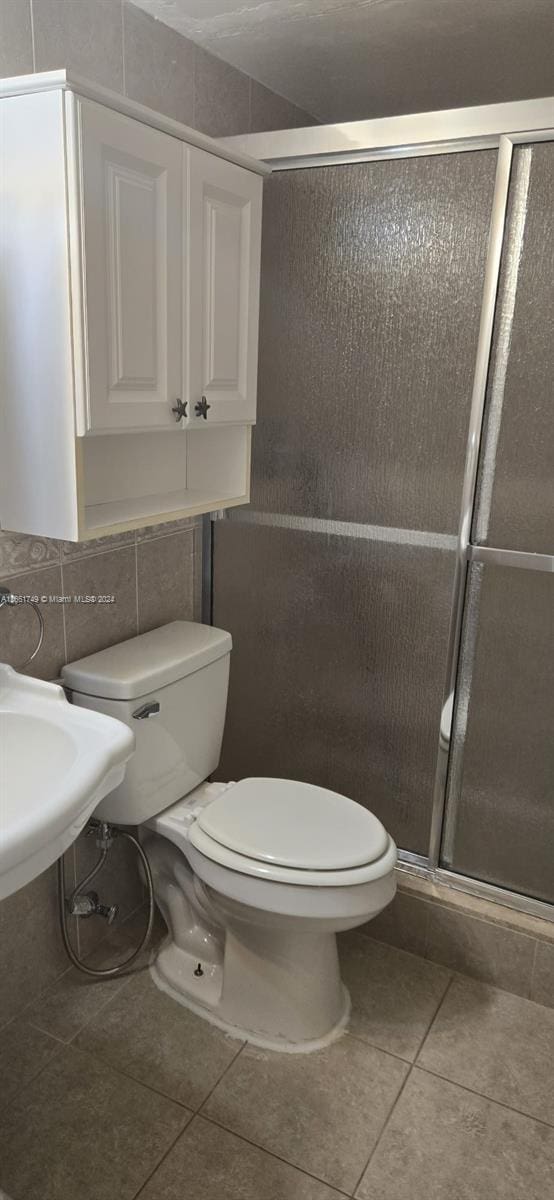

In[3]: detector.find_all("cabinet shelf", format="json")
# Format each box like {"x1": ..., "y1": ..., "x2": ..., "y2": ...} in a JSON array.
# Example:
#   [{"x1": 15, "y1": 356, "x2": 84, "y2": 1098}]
[
  {"x1": 83, "y1": 489, "x2": 247, "y2": 537},
  {"x1": 78, "y1": 425, "x2": 251, "y2": 539}
]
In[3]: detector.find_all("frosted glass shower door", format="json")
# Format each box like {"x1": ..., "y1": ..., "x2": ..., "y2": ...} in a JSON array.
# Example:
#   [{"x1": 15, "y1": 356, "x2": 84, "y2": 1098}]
[
  {"x1": 212, "y1": 151, "x2": 497, "y2": 857},
  {"x1": 442, "y1": 141, "x2": 554, "y2": 904},
  {"x1": 443, "y1": 565, "x2": 554, "y2": 904}
]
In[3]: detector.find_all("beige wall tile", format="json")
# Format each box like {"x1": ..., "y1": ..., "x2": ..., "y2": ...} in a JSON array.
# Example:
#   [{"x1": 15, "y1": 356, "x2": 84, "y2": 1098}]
[
  {"x1": 530, "y1": 941, "x2": 554, "y2": 1008},
  {"x1": 0, "y1": 0, "x2": 239, "y2": 1058},
  {"x1": 123, "y1": 0, "x2": 194, "y2": 124},
  {"x1": 31, "y1": 0, "x2": 124, "y2": 91},
  {"x1": 60, "y1": 530, "x2": 135, "y2": 562},
  {"x1": 424, "y1": 902, "x2": 536, "y2": 997},
  {"x1": 0, "y1": 0, "x2": 33, "y2": 76},
  {"x1": 0, "y1": 530, "x2": 60, "y2": 579},
  {"x1": 0, "y1": 565, "x2": 65, "y2": 680},
  {"x1": 250, "y1": 79, "x2": 316, "y2": 132},
  {"x1": 137, "y1": 529, "x2": 194, "y2": 634},
  {"x1": 72, "y1": 828, "x2": 144, "y2": 958},
  {"x1": 0, "y1": 866, "x2": 68, "y2": 1028},
  {"x1": 361, "y1": 884, "x2": 429, "y2": 957},
  {"x1": 135, "y1": 516, "x2": 199, "y2": 542},
  {"x1": 400, "y1": 872, "x2": 554, "y2": 941},
  {"x1": 192, "y1": 523, "x2": 203, "y2": 620},
  {"x1": 370, "y1": 877, "x2": 554, "y2": 1008},
  {"x1": 194, "y1": 44, "x2": 250, "y2": 137},
  {"x1": 62, "y1": 545, "x2": 138, "y2": 662}
]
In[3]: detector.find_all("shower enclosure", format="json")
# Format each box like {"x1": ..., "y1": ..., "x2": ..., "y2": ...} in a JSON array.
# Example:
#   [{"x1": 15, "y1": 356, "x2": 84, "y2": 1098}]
[{"x1": 205, "y1": 100, "x2": 553, "y2": 919}]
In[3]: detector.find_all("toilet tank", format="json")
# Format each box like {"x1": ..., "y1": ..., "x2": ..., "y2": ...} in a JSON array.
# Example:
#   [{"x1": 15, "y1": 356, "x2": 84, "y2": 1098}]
[{"x1": 61, "y1": 622, "x2": 232, "y2": 825}]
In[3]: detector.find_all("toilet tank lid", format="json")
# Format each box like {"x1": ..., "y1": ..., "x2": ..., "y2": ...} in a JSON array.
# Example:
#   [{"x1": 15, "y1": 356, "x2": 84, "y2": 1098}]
[{"x1": 61, "y1": 621, "x2": 232, "y2": 700}]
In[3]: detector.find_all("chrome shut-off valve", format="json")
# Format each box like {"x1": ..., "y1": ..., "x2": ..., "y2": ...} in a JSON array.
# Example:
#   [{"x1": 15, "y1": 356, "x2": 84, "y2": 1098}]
[{"x1": 68, "y1": 890, "x2": 119, "y2": 924}]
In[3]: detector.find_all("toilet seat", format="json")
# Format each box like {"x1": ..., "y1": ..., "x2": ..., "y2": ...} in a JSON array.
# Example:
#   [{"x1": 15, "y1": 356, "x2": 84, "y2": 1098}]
[
  {"x1": 195, "y1": 777, "x2": 389, "y2": 870},
  {"x1": 187, "y1": 821, "x2": 396, "y2": 887},
  {"x1": 181, "y1": 776, "x2": 395, "y2": 887}
]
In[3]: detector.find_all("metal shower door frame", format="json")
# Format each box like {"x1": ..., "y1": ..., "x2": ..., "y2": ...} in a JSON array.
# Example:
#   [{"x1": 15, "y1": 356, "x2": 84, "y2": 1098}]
[{"x1": 207, "y1": 100, "x2": 554, "y2": 922}]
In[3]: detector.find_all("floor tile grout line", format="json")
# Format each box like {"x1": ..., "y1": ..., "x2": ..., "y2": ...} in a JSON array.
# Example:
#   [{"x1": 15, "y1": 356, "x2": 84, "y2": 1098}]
[
  {"x1": 343, "y1": 964, "x2": 456, "y2": 1070},
  {"x1": 412, "y1": 970, "x2": 456, "y2": 1063},
  {"x1": 352, "y1": 1048, "x2": 554, "y2": 1198},
  {"x1": 14, "y1": 1017, "x2": 68, "y2": 1053},
  {"x1": 0, "y1": 1020, "x2": 63, "y2": 1119},
  {"x1": 350, "y1": 1062, "x2": 415, "y2": 1198},
  {"x1": 130, "y1": 1109, "x2": 196, "y2": 1200},
  {"x1": 194, "y1": 1041, "x2": 247, "y2": 1113},
  {"x1": 528, "y1": 936, "x2": 539, "y2": 1001},
  {"x1": 71, "y1": 1033, "x2": 199, "y2": 1112},
  {"x1": 134, "y1": 540, "x2": 140, "y2": 632},
  {"x1": 72, "y1": 1022, "x2": 246, "y2": 1118},
  {"x1": 0, "y1": 1033, "x2": 67, "y2": 1116},
  {"x1": 130, "y1": 1045, "x2": 249, "y2": 1200},
  {"x1": 25, "y1": 967, "x2": 134, "y2": 1049},
  {"x1": 343, "y1": 1027, "x2": 427, "y2": 1067},
  {"x1": 19, "y1": 960, "x2": 75, "y2": 1027},
  {"x1": 20, "y1": 918, "x2": 147, "y2": 1046},
  {"x1": 60, "y1": 560, "x2": 68, "y2": 665},
  {"x1": 197, "y1": 1110, "x2": 352, "y2": 1198},
  {"x1": 413, "y1": 1063, "x2": 554, "y2": 1131}
]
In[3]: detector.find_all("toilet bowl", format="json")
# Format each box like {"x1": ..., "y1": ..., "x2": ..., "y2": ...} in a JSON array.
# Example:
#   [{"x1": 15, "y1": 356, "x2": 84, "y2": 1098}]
[{"x1": 62, "y1": 622, "x2": 397, "y2": 1052}]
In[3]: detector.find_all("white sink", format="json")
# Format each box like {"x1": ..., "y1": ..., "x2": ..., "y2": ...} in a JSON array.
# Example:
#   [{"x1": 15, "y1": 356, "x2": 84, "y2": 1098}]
[{"x1": 0, "y1": 664, "x2": 135, "y2": 901}]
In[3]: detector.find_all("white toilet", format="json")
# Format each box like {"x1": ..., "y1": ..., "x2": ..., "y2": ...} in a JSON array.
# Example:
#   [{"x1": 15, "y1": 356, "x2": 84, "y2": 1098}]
[{"x1": 62, "y1": 621, "x2": 397, "y2": 1052}]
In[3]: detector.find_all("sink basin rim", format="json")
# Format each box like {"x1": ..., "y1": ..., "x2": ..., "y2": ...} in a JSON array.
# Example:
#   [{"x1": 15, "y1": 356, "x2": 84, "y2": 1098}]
[{"x1": 0, "y1": 664, "x2": 135, "y2": 900}]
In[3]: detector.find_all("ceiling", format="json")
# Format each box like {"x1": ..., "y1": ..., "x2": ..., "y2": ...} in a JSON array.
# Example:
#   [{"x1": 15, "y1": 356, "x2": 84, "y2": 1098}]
[{"x1": 131, "y1": 0, "x2": 554, "y2": 123}]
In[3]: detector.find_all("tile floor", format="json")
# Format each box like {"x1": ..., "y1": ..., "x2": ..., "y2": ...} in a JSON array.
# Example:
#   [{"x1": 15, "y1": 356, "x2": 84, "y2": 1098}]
[{"x1": 0, "y1": 917, "x2": 553, "y2": 1200}]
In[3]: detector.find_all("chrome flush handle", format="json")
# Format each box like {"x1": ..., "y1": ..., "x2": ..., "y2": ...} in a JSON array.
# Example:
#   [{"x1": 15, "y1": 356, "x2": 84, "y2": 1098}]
[{"x1": 132, "y1": 701, "x2": 160, "y2": 719}]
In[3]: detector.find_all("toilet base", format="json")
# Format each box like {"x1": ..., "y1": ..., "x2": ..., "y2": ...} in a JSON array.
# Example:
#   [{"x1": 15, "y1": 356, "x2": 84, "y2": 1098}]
[{"x1": 149, "y1": 929, "x2": 351, "y2": 1054}]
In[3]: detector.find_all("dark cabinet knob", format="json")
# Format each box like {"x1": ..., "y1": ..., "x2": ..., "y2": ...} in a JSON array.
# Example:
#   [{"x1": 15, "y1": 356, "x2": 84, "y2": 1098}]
[
  {"x1": 171, "y1": 399, "x2": 187, "y2": 421},
  {"x1": 195, "y1": 397, "x2": 211, "y2": 419}
]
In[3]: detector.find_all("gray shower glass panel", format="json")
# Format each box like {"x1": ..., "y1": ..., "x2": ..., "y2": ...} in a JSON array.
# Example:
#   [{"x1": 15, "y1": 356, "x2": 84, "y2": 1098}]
[
  {"x1": 474, "y1": 142, "x2": 554, "y2": 555},
  {"x1": 250, "y1": 152, "x2": 497, "y2": 532},
  {"x1": 444, "y1": 564, "x2": 554, "y2": 904},
  {"x1": 213, "y1": 149, "x2": 497, "y2": 856},
  {"x1": 214, "y1": 152, "x2": 496, "y2": 854},
  {"x1": 213, "y1": 522, "x2": 455, "y2": 856}
]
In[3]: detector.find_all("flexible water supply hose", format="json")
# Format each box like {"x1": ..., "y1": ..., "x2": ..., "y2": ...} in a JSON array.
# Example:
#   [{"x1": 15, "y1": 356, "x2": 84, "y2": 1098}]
[{"x1": 58, "y1": 829, "x2": 155, "y2": 979}]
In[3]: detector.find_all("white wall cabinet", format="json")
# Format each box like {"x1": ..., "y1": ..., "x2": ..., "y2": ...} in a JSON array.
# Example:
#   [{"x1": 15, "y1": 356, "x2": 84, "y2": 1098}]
[
  {"x1": 188, "y1": 147, "x2": 262, "y2": 427},
  {"x1": 76, "y1": 98, "x2": 183, "y2": 434},
  {"x1": 0, "y1": 71, "x2": 266, "y2": 540}
]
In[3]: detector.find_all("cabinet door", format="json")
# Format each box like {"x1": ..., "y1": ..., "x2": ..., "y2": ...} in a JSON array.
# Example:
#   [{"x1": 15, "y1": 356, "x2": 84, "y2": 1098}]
[
  {"x1": 75, "y1": 98, "x2": 183, "y2": 432},
  {"x1": 188, "y1": 147, "x2": 262, "y2": 425}
]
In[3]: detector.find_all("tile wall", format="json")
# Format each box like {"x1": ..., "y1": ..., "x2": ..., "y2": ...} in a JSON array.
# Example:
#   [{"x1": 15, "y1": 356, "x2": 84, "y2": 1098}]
[
  {"x1": 0, "y1": 0, "x2": 316, "y2": 1027},
  {"x1": 368, "y1": 872, "x2": 554, "y2": 1008},
  {"x1": 0, "y1": 0, "x2": 318, "y2": 134}
]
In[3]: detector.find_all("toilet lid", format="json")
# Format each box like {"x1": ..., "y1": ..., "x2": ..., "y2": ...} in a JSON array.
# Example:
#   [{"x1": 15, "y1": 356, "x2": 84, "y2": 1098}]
[{"x1": 196, "y1": 778, "x2": 389, "y2": 871}]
